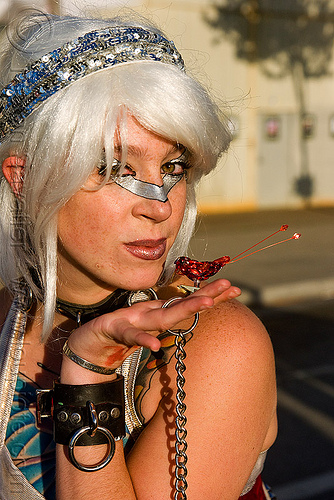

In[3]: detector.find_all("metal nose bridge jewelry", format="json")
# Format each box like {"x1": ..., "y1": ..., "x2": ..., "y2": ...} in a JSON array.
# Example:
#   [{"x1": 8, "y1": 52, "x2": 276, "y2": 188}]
[{"x1": 114, "y1": 173, "x2": 184, "y2": 202}]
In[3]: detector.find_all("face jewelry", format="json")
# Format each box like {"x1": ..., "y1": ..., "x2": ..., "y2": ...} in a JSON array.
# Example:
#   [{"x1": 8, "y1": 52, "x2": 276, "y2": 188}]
[
  {"x1": 0, "y1": 26, "x2": 184, "y2": 144},
  {"x1": 115, "y1": 173, "x2": 184, "y2": 202},
  {"x1": 100, "y1": 148, "x2": 190, "y2": 202}
]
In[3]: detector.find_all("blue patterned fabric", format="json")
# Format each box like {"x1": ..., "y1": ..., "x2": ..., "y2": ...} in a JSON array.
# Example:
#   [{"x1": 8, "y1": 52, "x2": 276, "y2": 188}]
[{"x1": 5, "y1": 375, "x2": 56, "y2": 499}]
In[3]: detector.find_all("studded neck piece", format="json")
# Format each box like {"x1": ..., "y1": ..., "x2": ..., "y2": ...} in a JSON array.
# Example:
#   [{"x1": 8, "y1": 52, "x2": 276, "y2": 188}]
[
  {"x1": 0, "y1": 25, "x2": 184, "y2": 144},
  {"x1": 56, "y1": 289, "x2": 130, "y2": 326}
]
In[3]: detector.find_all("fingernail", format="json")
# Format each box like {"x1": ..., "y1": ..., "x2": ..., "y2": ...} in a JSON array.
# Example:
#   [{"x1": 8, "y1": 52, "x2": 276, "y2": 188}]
[{"x1": 199, "y1": 304, "x2": 212, "y2": 311}]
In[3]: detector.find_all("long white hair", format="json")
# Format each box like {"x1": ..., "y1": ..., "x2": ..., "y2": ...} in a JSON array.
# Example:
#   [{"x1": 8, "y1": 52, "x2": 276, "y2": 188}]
[{"x1": 0, "y1": 13, "x2": 231, "y2": 340}]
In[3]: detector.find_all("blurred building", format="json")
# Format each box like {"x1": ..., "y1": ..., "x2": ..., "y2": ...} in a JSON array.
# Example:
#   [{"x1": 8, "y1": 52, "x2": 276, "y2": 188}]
[{"x1": 2, "y1": 0, "x2": 334, "y2": 212}]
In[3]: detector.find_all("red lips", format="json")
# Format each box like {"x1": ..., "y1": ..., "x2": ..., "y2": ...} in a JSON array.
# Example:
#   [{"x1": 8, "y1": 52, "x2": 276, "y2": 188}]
[{"x1": 124, "y1": 238, "x2": 167, "y2": 260}]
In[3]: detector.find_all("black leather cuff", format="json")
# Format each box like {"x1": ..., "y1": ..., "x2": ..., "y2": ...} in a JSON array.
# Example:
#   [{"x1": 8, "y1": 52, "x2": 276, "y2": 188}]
[{"x1": 37, "y1": 375, "x2": 125, "y2": 446}]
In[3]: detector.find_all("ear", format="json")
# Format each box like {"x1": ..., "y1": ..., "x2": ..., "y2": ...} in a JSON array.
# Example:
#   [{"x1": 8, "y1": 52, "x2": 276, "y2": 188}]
[{"x1": 2, "y1": 156, "x2": 25, "y2": 197}]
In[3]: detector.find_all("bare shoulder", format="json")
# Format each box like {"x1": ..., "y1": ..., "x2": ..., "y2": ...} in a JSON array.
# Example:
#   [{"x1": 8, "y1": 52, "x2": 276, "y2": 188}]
[
  {"x1": 185, "y1": 298, "x2": 275, "y2": 386},
  {"x1": 196, "y1": 298, "x2": 272, "y2": 354},
  {"x1": 182, "y1": 298, "x2": 277, "y2": 462},
  {"x1": 158, "y1": 277, "x2": 275, "y2": 378}
]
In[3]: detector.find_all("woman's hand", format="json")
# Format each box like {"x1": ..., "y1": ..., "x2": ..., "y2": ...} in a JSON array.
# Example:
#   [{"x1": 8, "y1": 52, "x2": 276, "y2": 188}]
[{"x1": 63, "y1": 279, "x2": 241, "y2": 378}]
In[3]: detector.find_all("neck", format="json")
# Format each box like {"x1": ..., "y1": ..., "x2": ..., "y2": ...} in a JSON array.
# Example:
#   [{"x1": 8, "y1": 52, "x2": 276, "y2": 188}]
[{"x1": 55, "y1": 288, "x2": 130, "y2": 326}]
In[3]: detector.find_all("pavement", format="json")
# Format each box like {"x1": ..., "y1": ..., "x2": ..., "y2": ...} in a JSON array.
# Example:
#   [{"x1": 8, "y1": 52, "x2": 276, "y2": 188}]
[{"x1": 190, "y1": 207, "x2": 334, "y2": 307}]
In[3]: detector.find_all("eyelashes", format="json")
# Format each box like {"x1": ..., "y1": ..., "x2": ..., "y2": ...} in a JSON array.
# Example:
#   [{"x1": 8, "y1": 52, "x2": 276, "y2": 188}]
[
  {"x1": 162, "y1": 150, "x2": 192, "y2": 176},
  {"x1": 97, "y1": 152, "x2": 120, "y2": 177},
  {"x1": 97, "y1": 149, "x2": 192, "y2": 180}
]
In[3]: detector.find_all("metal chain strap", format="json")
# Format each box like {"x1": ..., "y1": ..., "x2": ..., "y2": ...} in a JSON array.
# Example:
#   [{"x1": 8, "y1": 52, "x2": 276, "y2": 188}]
[
  {"x1": 130, "y1": 289, "x2": 199, "y2": 498},
  {"x1": 162, "y1": 297, "x2": 199, "y2": 500},
  {"x1": 174, "y1": 329, "x2": 188, "y2": 499}
]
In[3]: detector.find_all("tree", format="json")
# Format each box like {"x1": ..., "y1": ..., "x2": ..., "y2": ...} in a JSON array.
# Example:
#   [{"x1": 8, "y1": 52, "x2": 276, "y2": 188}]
[{"x1": 205, "y1": 0, "x2": 334, "y2": 201}]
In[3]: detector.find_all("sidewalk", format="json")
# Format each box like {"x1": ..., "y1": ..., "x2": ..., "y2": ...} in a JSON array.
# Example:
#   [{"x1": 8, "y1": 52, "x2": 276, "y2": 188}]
[{"x1": 189, "y1": 207, "x2": 334, "y2": 306}]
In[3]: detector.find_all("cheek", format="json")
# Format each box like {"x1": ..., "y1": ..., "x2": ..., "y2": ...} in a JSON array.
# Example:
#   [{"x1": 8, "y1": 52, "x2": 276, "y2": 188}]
[
  {"x1": 59, "y1": 200, "x2": 94, "y2": 247},
  {"x1": 170, "y1": 183, "x2": 187, "y2": 229},
  {"x1": 57, "y1": 192, "x2": 120, "y2": 254}
]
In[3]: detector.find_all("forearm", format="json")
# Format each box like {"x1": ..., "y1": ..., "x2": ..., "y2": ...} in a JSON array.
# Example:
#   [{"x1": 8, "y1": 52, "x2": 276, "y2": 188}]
[
  {"x1": 56, "y1": 357, "x2": 137, "y2": 500},
  {"x1": 56, "y1": 442, "x2": 137, "y2": 500}
]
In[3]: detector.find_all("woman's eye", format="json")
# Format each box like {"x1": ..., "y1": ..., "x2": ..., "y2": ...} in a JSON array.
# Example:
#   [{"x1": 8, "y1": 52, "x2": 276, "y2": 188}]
[
  {"x1": 161, "y1": 161, "x2": 188, "y2": 175},
  {"x1": 98, "y1": 158, "x2": 120, "y2": 177},
  {"x1": 111, "y1": 159, "x2": 121, "y2": 174},
  {"x1": 111, "y1": 160, "x2": 136, "y2": 177},
  {"x1": 121, "y1": 164, "x2": 136, "y2": 177},
  {"x1": 98, "y1": 159, "x2": 136, "y2": 178}
]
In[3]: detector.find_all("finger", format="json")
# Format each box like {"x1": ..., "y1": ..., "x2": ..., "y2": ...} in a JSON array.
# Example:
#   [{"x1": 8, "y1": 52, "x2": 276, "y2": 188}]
[
  {"x1": 104, "y1": 318, "x2": 161, "y2": 352},
  {"x1": 193, "y1": 279, "x2": 232, "y2": 296},
  {"x1": 145, "y1": 295, "x2": 214, "y2": 332},
  {"x1": 102, "y1": 297, "x2": 210, "y2": 333},
  {"x1": 193, "y1": 279, "x2": 241, "y2": 302}
]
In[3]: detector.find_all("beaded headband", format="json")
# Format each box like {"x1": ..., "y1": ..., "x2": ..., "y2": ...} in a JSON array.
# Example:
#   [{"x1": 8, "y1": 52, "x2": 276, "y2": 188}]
[{"x1": 0, "y1": 25, "x2": 184, "y2": 144}]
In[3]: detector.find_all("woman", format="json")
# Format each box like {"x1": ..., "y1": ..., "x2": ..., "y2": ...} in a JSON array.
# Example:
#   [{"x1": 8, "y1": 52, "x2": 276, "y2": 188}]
[{"x1": 0, "y1": 12, "x2": 277, "y2": 500}]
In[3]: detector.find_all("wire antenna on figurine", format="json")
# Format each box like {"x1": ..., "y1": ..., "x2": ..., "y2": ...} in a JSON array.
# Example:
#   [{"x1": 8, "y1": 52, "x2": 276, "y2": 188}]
[
  {"x1": 174, "y1": 225, "x2": 301, "y2": 285},
  {"x1": 229, "y1": 225, "x2": 301, "y2": 264}
]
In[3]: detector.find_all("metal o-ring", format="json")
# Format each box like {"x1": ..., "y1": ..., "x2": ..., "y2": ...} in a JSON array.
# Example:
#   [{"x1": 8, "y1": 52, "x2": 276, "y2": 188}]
[
  {"x1": 162, "y1": 297, "x2": 199, "y2": 335},
  {"x1": 68, "y1": 426, "x2": 115, "y2": 472},
  {"x1": 87, "y1": 401, "x2": 98, "y2": 437}
]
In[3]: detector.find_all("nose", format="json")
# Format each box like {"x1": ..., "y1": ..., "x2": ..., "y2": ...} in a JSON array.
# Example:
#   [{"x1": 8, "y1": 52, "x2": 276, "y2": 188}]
[{"x1": 132, "y1": 196, "x2": 173, "y2": 222}]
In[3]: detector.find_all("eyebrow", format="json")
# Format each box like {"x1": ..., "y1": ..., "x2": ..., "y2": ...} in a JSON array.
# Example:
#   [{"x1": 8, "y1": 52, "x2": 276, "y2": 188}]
[{"x1": 113, "y1": 143, "x2": 183, "y2": 159}]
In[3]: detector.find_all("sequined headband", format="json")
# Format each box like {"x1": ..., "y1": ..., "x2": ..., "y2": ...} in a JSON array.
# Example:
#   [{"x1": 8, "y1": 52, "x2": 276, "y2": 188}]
[{"x1": 0, "y1": 25, "x2": 184, "y2": 143}]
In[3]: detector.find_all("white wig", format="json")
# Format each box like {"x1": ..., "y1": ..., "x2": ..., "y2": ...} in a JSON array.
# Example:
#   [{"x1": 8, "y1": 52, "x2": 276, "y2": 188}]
[{"x1": 0, "y1": 13, "x2": 231, "y2": 339}]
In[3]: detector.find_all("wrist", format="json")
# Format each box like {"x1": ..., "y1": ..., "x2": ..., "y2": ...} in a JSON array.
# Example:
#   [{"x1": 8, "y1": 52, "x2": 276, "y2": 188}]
[
  {"x1": 60, "y1": 333, "x2": 123, "y2": 384},
  {"x1": 65, "y1": 327, "x2": 129, "y2": 372},
  {"x1": 60, "y1": 354, "x2": 118, "y2": 384}
]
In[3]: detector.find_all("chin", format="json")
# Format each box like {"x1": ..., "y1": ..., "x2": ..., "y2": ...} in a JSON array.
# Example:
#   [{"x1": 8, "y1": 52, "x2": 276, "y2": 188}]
[
  {"x1": 123, "y1": 279, "x2": 159, "y2": 292},
  {"x1": 121, "y1": 270, "x2": 163, "y2": 292}
]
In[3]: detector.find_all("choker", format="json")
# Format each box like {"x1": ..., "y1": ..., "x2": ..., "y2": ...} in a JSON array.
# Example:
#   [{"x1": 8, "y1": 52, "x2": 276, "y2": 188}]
[{"x1": 56, "y1": 289, "x2": 130, "y2": 326}]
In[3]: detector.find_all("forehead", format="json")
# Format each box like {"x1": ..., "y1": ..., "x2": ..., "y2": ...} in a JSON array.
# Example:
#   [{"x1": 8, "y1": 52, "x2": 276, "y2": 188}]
[{"x1": 113, "y1": 115, "x2": 182, "y2": 159}]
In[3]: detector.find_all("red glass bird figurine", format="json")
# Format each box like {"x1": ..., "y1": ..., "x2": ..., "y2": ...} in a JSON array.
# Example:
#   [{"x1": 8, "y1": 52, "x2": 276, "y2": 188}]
[
  {"x1": 175, "y1": 255, "x2": 231, "y2": 283},
  {"x1": 175, "y1": 225, "x2": 301, "y2": 287}
]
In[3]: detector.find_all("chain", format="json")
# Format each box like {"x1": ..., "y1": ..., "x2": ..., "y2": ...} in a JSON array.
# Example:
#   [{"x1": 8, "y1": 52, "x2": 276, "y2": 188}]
[
  {"x1": 174, "y1": 329, "x2": 188, "y2": 499},
  {"x1": 162, "y1": 297, "x2": 199, "y2": 500}
]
